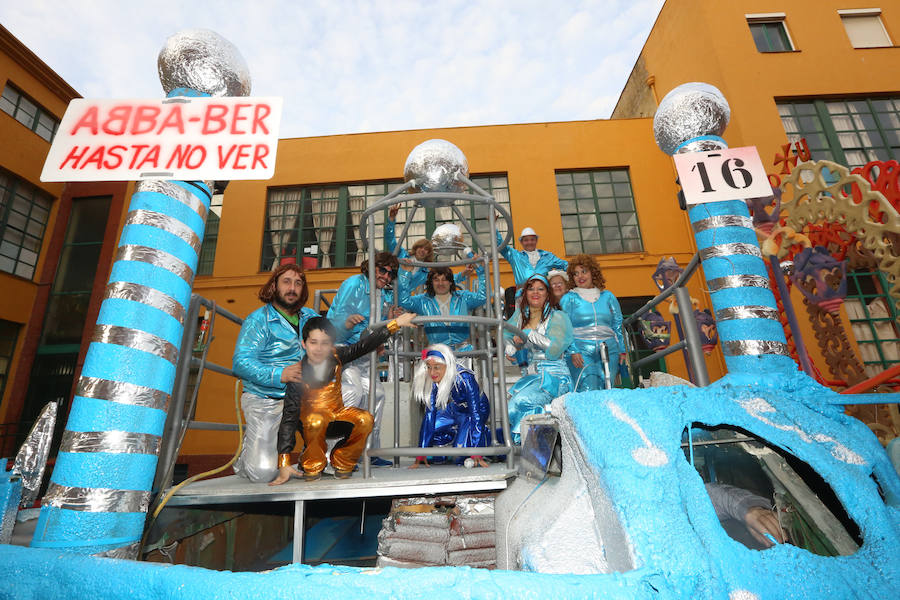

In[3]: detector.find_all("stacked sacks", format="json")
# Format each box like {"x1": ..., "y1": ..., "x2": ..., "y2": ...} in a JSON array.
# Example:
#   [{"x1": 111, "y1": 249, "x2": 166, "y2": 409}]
[{"x1": 376, "y1": 494, "x2": 496, "y2": 569}]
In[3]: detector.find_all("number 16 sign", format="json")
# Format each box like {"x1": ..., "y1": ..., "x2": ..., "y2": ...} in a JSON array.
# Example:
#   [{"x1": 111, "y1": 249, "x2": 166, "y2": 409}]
[{"x1": 672, "y1": 146, "x2": 772, "y2": 206}]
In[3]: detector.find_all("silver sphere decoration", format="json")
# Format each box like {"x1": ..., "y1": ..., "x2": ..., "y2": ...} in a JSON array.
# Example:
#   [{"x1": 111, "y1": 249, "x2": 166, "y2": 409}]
[
  {"x1": 431, "y1": 223, "x2": 465, "y2": 255},
  {"x1": 158, "y1": 29, "x2": 251, "y2": 97},
  {"x1": 403, "y1": 139, "x2": 469, "y2": 203},
  {"x1": 653, "y1": 82, "x2": 730, "y2": 156}
]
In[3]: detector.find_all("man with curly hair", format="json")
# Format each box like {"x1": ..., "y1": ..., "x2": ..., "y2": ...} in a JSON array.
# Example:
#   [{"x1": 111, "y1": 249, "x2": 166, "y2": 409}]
[{"x1": 232, "y1": 264, "x2": 319, "y2": 483}]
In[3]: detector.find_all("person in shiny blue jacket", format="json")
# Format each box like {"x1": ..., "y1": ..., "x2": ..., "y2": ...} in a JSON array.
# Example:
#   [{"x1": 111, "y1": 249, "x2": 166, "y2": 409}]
[
  {"x1": 232, "y1": 264, "x2": 319, "y2": 483},
  {"x1": 497, "y1": 226, "x2": 568, "y2": 286},
  {"x1": 559, "y1": 254, "x2": 626, "y2": 391},
  {"x1": 326, "y1": 252, "x2": 401, "y2": 466},
  {"x1": 504, "y1": 274, "x2": 574, "y2": 443},
  {"x1": 410, "y1": 344, "x2": 491, "y2": 468},
  {"x1": 397, "y1": 265, "x2": 486, "y2": 352},
  {"x1": 384, "y1": 203, "x2": 435, "y2": 291}
]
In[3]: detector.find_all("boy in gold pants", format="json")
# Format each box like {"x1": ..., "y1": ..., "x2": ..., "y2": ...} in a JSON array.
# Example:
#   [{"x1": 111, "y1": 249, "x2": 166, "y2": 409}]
[{"x1": 271, "y1": 313, "x2": 416, "y2": 483}]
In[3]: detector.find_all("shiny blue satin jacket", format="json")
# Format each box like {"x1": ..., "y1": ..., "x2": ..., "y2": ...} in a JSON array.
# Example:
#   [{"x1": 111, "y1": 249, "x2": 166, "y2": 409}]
[
  {"x1": 326, "y1": 273, "x2": 392, "y2": 344},
  {"x1": 232, "y1": 304, "x2": 319, "y2": 398},
  {"x1": 559, "y1": 289, "x2": 625, "y2": 390},
  {"x1": 419, "y1": 366, "x2": 491, "y2": 449},
  {"x1": 398, "y1": 265, "x2": 487, "y2": 348},
  {"x1": 384, "y1": 218, "x2": 429, "y2": 290},
  {"x1": 496, "y1": 230, "x2": 568, "y2": 285}
]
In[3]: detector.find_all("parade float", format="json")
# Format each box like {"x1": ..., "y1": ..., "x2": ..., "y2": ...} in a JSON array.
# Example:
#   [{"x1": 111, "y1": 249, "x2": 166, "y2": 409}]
[{"x1": 0, "y1": 30, "x2": 898, "y2": 600}]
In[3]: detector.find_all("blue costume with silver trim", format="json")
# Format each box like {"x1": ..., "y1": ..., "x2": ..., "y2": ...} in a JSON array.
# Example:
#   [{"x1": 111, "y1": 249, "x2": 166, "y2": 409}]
[
  {"x1": 398, "y1": 265, "x2": 487, "y2": 350},
  {"x1": 560, "y1": 288, "x2": 625, "y2": 391},
  {"x1": 326, "y1": 273, "x2": 391, "y2": 343},
  {"x1": 504, "y1": 306, "x2": 574, "y2": 443},
  {"x1": 418, "y1": 364, "x2": 491, "y2": 451},
  {"x1": 384, "y1": 218, "x2": 429, "y2": 290},
  {"x1": 496, "y1": 230, "x2": 568, "y2": 285}
]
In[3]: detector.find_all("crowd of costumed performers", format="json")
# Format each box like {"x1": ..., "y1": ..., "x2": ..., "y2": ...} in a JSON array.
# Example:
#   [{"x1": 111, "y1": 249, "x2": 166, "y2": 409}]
[{"x1": 231, "y1": 220, "x2": 628, "y2": 483}]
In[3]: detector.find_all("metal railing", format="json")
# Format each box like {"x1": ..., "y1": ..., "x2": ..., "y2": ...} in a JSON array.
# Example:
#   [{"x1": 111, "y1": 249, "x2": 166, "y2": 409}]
[
  {"x1": 358, "y1": 174, "x2": 518, "y2": 478},
  {"x1": 153, "y1": 295, "x2": 244, "y2": 493},
  {"x1": 622, "y1": 252, "x2": 711, "y2": 387}
]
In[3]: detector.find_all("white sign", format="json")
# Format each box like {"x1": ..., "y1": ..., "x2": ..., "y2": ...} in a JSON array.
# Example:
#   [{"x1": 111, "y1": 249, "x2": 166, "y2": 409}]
[
  {"x1": 41, "y1": 97, "x2": 282, "y2": 182},
  {"x1": 672, "y1": 146, "x2": 772, "y2": 205}
]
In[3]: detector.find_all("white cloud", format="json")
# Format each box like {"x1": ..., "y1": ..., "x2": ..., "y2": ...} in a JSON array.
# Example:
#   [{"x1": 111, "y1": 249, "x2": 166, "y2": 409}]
[{"x1": 0, "y1": 0, "x2": 664, "y2": 137}]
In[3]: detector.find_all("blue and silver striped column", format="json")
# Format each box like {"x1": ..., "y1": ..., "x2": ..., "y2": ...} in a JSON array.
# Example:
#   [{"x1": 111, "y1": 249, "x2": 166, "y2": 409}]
[
  {"x1": 31, "y1": 29, "x2": 250, "y2": 558},
  {"x1": 654, "y1": 83, "x2": 796, "y2": 375}
]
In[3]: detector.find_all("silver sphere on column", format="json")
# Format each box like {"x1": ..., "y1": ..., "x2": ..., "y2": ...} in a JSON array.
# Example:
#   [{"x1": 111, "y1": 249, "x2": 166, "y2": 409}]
[
  {"x1": 653, "y1": 82, "x2": 730, "y2": 156},
  {"x1": 158, "y1": 29, "x2": 251, "y2": 97},
  {"x1": 431, "y1": 223, "x2": 465, "y2": 255},
  {"x1": 403, "y1": 139, "x2": 469, "y2": 204}
]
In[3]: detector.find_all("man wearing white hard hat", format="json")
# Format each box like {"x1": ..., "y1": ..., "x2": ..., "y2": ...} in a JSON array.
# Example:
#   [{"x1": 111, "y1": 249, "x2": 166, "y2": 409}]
[{"x1": 496, "y1": 227, "x2": 568, "y2": 287}]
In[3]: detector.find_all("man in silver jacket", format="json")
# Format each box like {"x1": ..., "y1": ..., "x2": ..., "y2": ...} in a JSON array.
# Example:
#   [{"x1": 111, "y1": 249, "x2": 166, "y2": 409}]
[{"x1": 232, "y1": 263, "x2": 318, "y2": 483}]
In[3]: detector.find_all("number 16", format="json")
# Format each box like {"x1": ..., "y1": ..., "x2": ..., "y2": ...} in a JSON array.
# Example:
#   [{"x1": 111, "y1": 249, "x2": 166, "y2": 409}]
[{"x1": 691, "y1": 158, "x2": 753, "y2": 193}]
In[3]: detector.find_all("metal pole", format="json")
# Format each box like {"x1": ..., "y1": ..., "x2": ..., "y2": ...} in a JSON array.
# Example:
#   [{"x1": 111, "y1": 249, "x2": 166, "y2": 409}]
[
  {"x1": 768, "y1": 254, "x2": 814, "y2": 376},
  {"x1": 489, "y1": 210, "x2": 514, "y2": 466},
  {"x1": 365, "y1": 213, "x2": 377, "y2": 480},
  {"x1": 674, "y1": 286, "x2": 710, "y2": 386},
  {"x1": 392, "y1": 203, "x2": 420, "y2": 256},
  {"x1": 392, "y1": 283, "x2": 400, "y2": 468},
  {"x1": 153, "y1": 295, "x2": 202, "y2": 492}
]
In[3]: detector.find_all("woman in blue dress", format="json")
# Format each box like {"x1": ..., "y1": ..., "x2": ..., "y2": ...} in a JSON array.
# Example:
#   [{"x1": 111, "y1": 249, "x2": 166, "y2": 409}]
[
  {"x1": 504, "y1": 273, "x2": 574, "y2": 443},
  {"x1": 559, "y1": 254, "x2": 626, "y2": 391},
  {"x1": 410, "y1": 344, "x2": 491, "y2": 468}
]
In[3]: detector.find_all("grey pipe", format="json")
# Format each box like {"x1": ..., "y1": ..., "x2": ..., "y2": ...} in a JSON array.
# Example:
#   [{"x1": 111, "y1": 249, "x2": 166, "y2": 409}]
[{"x1": 674, "y1": 286, "x2": 710, "y2": 386}]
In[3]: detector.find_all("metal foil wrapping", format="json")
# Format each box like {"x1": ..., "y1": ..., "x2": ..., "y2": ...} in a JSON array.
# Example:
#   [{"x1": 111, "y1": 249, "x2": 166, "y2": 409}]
[
  {"x1": 691, "y1": 214, "x2": 753, "y2": 233},
  {"x1": 76, "y1": 376, "x2": 169, "y2": 411},
  {"x1": 714, "y1": 305, "x2": 780, "y2": 322},
  {"x1": 43, "y1": 483, "x2": 150, "y2": 513},
  {"x1": 403, "y1": 139, "x2": 469, "y2": 196},
  {"x1": 124, "y1": 209, "x2": 202, "y2": 253},
  {"x1": 157, "y1": 29, "x2": 251, "y2": 97},
  {"x1": 93, "y1": 542, "x2": 140, "y2": 560},
  {"x1": 653, "y1": 82, "x2": 731, "y2": 156},
  {"x1": 431, "y1": 223, "x2": 465, "y2": 253},
  {"x1": 60, "y1": 430, "x2": 161, "y2": 455},
  {"x1": 721, "y1": 339, "x2": 790, "y2": 357},
  {"x1": 12, "y1": 401, "x2": 58, "y2": 508},
  {"x1": 699, "y1": 242, "x2": 762, "y2": 261},
  {"x1": 136, "y1": 180, "x2": 208, "y2": 220},
  {"x1": 115, "y1": 244, "x2": 193, "y2": 282},
  {"x1": 780, "y1": 260, "x2": 795, "y2": 276},
  {"x1": 104, "y1": 281, "x2": 186, "y2": 324},
  {"x1": 706, "y1": 274, "x2": 772, "y2": 292},
  {"x1": 92, "y1": 323, "x2": 178, "y2": 364}
]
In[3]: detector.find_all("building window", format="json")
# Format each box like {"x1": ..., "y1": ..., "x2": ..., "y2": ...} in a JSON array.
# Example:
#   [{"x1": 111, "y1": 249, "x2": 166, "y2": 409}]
[
  {"x1": 39, "y1": 196, "x2": 111, "y2": 349},
  {"x1": 555, "y1": 169, "x2": 643, "y2": 255},
  {"x1": 0, "y1": 319, "x2": 20, "y2": 404},
  {"x1": 0, "y1": 168, "x2": 52, "y2": 280},
  {"x1": 433, "y1": 175, "x2": 512, "y2": 248},
  {"x1": 778, "y1": 97, "x2": 900, "y2": 168},
  {"x1": 0, "y1": 82, "x2": 60, "y2": 142},
  {"x1": 747, "y1": 14, "x2": 794, "y2": 52},
  {"x1": 196, "y1": 192, "x2": 223, "y2": 276},
  {"x1": 261, "y1": 175, "x2": 512, "y2": 271},
  {"x1": 845, "y1": 269, "x2": 899, "y2": 377},
  {"x1": 839, "y1": 9, "x2": 893, "y2": 48}
]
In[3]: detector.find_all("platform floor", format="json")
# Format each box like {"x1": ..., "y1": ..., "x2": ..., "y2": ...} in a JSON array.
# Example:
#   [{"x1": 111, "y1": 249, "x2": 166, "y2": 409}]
[{"x1": 165, "y1": 463, "x2": 517, "y2": 507}]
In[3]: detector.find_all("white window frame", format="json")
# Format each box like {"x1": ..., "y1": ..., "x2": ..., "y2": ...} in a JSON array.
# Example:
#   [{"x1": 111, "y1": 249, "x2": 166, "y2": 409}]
[
  {"x1": 838, "y1": 8, "x2": 893, "y2": 49},
  {"x1": 745, "y1": 13, "x2": 796, "y2": 52}
]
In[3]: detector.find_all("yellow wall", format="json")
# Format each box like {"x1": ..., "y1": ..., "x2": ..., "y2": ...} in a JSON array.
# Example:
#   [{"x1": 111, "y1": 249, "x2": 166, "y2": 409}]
[{"x1": 183, "y1": 117, "x2": 725, "y2": 454}]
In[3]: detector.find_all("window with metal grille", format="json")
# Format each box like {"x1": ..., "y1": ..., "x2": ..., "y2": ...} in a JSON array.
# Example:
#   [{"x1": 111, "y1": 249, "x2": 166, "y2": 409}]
[
  {"x1": 261, "y1": 175, "x2": 511, "y2": 271},
  {"x1": 197, "y1": 192, "x2": 223, "y2": 276},
  {"x1": 747, "y1": 17, "x2": 794, "y2": 52},
  {"x1": 555, "y1": 168, "x2": 643, "y2": 255},
  {"x1": 845, "y1": 269, "x2": 900, "y2": 377},
  {"x1": 0, "y1": 82, "x2": 60, "y2": 142},
  {"x1": 777, "y1": 97, "x2": 900, "y2": 168},
  {"x1": 0, "y1": 168, "x2": 52, "y2": 280}
]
